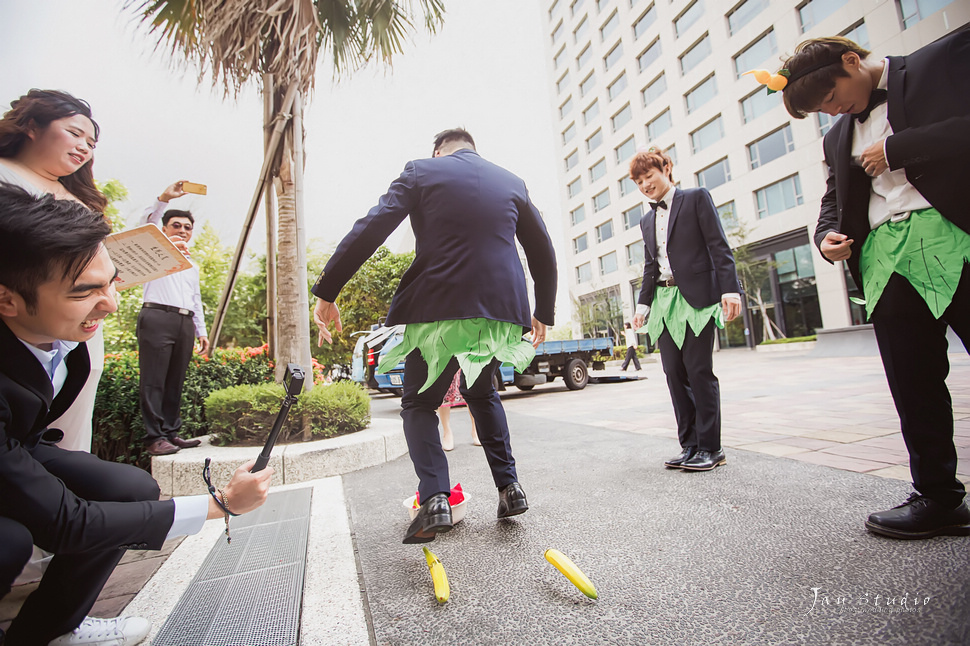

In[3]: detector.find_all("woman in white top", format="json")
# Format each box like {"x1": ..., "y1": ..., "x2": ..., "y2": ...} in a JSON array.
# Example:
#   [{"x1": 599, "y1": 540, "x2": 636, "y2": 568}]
[{"x1": 0, "y1": 89, "x2": 109, "y2": 453}]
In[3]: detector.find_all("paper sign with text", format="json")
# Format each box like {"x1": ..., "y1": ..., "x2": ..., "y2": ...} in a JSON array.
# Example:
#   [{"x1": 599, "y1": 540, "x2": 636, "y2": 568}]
[{"x1": 104, "y1": 224, "x2": 192, "y2": 290}]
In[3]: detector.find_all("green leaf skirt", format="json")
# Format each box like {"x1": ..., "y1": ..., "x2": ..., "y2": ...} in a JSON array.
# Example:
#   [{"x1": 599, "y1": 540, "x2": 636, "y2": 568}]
[
  {"x1": 637, "y1": 286, "x2": 724, "y2": 349},
  {"x1": 859, "y1": 207, "x2": 970, "y2": 320},
  {"x1": 377, "y1": 318, "x2": 535, "y2": 393}
]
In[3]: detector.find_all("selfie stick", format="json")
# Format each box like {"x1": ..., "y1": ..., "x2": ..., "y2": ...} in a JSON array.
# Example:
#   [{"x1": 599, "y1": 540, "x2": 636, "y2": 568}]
[{"x1": 252, "y1": 364, "x2": 305, "y2": 473}]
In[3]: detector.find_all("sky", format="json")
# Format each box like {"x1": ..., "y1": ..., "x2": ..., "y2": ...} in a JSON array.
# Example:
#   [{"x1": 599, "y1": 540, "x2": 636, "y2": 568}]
[{"x1": 0, "y1": 0, "x2": 570, "y2": 316}]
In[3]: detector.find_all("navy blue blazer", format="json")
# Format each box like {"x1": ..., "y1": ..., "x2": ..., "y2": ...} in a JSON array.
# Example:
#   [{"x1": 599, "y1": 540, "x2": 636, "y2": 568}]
[
  {"x1": 312, "y1": 149, "x2": 558, "y2": 329},
  {"x1": 637, "y1": 187, "x2": 740, "y2": 310},
  {"x1": 815, "y1": 28, "x2": 970, "y2": 287}
]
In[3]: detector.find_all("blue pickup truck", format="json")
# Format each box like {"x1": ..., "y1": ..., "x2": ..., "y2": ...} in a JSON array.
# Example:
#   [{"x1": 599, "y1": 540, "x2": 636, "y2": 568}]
[{"x1": 372, "y1": 330, "x2": 614, "y2": 395}]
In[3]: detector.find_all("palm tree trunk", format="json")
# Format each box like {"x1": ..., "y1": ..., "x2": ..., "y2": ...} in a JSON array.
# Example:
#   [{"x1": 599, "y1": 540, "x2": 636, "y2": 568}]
[{"x1": 262, "y1": 74, "x2": 278, "y2": 361}]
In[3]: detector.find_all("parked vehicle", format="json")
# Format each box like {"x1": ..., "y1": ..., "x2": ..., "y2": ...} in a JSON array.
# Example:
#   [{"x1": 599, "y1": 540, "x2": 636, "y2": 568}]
[{"x1": 352, "y1": 324, "x2": 404, "y2": 392}]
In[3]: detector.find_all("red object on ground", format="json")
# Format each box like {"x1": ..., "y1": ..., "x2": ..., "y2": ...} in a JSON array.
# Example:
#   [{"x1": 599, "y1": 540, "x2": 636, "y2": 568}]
[{"x1": 415, "y1": 483, "x2": 464, "y2": 507}]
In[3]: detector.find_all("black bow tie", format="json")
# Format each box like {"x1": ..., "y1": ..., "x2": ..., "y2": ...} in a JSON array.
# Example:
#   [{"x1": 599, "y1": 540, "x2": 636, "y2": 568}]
[
  {"x1": 855, "y1": 88, "x2": 888, "y2": 123},
  {"x1": 650, "y1": 200, "x2": 667, "y2": 211}
]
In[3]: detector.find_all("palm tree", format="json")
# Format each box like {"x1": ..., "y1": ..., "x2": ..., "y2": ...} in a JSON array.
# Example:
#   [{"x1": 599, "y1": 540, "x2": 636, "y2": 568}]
[{"x1": 127, "y1": 0, "x2": 445, "y2": 399}]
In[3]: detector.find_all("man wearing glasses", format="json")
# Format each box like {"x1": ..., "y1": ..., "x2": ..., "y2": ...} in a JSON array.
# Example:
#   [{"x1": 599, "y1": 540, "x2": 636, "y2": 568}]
[{"x1": 138, "y1": 181, "x2": 210, "y2": 456}]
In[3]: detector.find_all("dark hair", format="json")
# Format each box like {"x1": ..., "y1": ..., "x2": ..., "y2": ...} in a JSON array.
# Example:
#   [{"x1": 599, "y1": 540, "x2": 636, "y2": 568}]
[
  {"x1": 0, "y1": 183, "x2": 110, "y2": 311},
  {"x1": 0, "y1": 89, "x2": 107, "y2": 212},
  {"x1": 629, "y1": 147, "x2": 675, "y2": 183},
  {"x1": 432, "y1": 128, "x2": 476, "y2": 154},
  {"x1": 162, "y1": 209, "x2": 195, "y2": 226},
  {"x1": 781, "y1": 37, "x2": 871, "y2": 119}
]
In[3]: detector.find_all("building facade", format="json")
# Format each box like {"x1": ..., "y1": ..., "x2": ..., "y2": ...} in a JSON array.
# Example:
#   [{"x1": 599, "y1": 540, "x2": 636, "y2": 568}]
[{"x1": 541, "y1": 0, "x2": 968, "y2": 346}]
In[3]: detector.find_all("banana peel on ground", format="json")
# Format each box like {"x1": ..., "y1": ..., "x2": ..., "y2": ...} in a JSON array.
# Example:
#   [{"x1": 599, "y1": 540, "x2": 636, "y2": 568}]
[
  {"x1": 545, "y1": 548, "x2": 598, "y2": 599},
  {"x1": 423, "y1": 546, "x2": 450, "y2": 604}
]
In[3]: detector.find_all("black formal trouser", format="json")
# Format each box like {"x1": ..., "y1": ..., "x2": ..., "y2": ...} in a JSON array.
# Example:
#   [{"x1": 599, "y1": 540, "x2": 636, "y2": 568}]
[
  {"x1": 137, "y1": 306, "x2": 196, "y2": 444},
  {"x1": 657, "y1": 319, "x2": 721, "y2": 452},
  {"x1": 400, "y1": 352, "x2": 517, "y2": 502},
  {"x1": 871, "y1": 266, "x2": 970, "y2": 508},
  {"x1": 621, "y1": 345, "x2": 641, "y2": 370},
  {"x1": 1, "y1": 444, "x2": 162, "y2": 644}
]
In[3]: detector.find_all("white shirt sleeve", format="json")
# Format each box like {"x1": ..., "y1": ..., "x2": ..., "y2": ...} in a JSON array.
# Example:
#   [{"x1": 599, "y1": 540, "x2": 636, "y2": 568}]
[
  {"x1": 165, "y1": 494, "x2": 210, "y2": 541},
  {"x1": 721, "y1": 293, "x2": 742, "y2": 303},
  {"x1": 141, "y1": 200, "x2": 168, "y2": 227},
  {"x1": 635, "y1": 303, "x2": 650, "y2": 316},
  {"x1": 191, "y1": 269, "x2": 207, "y2": 338}
]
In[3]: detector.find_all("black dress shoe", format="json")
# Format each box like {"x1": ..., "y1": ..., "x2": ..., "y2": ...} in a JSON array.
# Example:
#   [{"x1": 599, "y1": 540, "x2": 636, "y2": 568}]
[
  {"x1": 865, "y1": 493, "x2": 970, "y2": 540},
  {"x1": 497, "y1": 482, "x2": 529, "y2": 518},
  {"x1": 403, "y1": 492, "x2": 453, "y2": 544},
  {"x1": 170, "y1": 436, "x2": 202, "y2": 449},
  {"x1": 680, "y1": 449, "x2": 726, "y2": 471},
  {"x1": 146, "y1": 438, "x2": 180, "y2": 456},
  {"x1": 664, "y1": 447, "x2": 696, "y2": 468}
]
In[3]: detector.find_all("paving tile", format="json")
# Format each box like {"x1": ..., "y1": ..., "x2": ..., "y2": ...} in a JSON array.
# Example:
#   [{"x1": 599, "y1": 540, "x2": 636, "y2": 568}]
[
  {"x1": 788, "y1": 451, "x2": 891, "y2": 473},
  {"x1": 777, "y1": 437, "x2": 842, "y2": 451},
  {"x1": 733, "y1": 441, "x2": 810, "y2": 457},
  {"x1": 798, "y1": 429, "x2": 874, "y2": 444},
  {"x1": 865, "y1": 465, "x2": 912, "y2": 481},
  {"x1": 820, "y1": 444, "x2": 908, "y2": 465}
]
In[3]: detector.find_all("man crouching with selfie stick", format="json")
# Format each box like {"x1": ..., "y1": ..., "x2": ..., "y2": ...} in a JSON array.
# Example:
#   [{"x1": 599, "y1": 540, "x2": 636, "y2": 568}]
[{"x1": 0, "y1": 185, "x2": 272, "y2": 646}]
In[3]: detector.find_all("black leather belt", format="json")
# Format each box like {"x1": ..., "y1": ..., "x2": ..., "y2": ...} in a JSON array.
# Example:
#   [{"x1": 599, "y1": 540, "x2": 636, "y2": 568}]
[
  {"x1": 657, "y1": 277, "x2": 676, "y2": 287},
  {"x1": 143, "y1": 302, "x2": 192, "y2": 317}
]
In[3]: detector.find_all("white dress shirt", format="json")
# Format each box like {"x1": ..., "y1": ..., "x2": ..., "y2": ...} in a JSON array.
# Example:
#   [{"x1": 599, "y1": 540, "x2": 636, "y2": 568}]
[
  {"x1": 851, "y1": 58, "x2": 932, "y2": 229},
  {"x1": 140, "y1": 201, "x2": 207, "y2": 338}
]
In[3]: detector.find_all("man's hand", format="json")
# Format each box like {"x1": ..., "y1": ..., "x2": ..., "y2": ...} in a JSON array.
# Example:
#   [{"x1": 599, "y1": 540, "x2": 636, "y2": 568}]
[
  {"x1": 530, "y1": 317, "x2": 547, "y2": 349},
  {"x1": 820, "y1": 231, "x2": 854, "y2": 262},
  {"x1": 632, "y1": 313, "x2": 646, "y2": 329},
  {"x1": 721, "y1": 295, "x2": 741, "y2": 322},
  {"x1": 313, "y1": 298, "x2": 342, "y2": 346},
  {"x1": 158, "y1": 181, "x2": 187, "y2": 203},
  {"x1": 172, "y1": 239, "x2": 191, "y2": 258},
  {"x1": 207, "y1": 459, "x2": 273, "y2": 519},
  {"x1": 197, "y1": 336, "x2": 210, "y2": 356},
  {"x1": 859, "y1": 140, "x2": 889, "y2": 177}
]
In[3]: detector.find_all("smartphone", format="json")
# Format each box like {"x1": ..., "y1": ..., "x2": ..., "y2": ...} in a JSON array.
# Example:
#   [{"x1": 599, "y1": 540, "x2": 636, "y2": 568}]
[{"x1": 181, "y1": 181, "x2": 207, "y2": 195}]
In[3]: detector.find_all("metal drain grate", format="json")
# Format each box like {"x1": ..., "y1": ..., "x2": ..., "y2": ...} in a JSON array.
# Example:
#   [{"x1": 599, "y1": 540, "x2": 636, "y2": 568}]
[{"x1": 152, "y1": 487, "x2": 312, "y2": 646}]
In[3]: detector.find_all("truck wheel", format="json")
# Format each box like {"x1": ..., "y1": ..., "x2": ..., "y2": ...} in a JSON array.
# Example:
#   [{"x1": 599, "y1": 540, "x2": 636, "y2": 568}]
[
  {"x1": 516, "y1": 384, "x2": 534, "y2": 391},
  {"x1": 563, "y1": 358, "x2": 588, "y2": 390}
]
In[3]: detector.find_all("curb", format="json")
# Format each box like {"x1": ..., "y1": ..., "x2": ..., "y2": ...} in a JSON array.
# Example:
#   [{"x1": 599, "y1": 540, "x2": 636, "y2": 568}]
[{"x1": 151, "y1": 416, "x2": 407, "y2": 497}]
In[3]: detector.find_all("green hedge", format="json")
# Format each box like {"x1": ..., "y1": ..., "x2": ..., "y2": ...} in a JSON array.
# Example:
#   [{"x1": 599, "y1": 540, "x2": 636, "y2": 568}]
[
  {"x1": 759, "y1": 335, "x2": 817, "y2": 345},
  {"x1": 206, "y1": 381, "x2": 370, "y2": 446},
  {"x1": 93, "y1": 345, "x2": 274, "y2": 469}
]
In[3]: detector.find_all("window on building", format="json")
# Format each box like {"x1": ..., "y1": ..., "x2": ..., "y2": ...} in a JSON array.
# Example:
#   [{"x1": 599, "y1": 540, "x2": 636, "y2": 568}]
[
  {"x1": 576, "y1": 262, "x2": 592, "y2": 283},
  {"x1": 755, "y1": 174, "x2": 803, "y2": 218},
  {"x1": 573, "y1": 232, "x2": 589, "y2": 254},
  {"x1": 570, "y1": 0, "x2": 586, "y2": 16},
  {"x1": 595, "y1": 218, "x2": 614, "y2": 242},
  {"x1": 599, "y1": 251, "x2": 619, "y2": 274},
  {"x1": 593, "y1": 189, "x2": 611, "y2": 212},
  {"x1": 567, "y1": 176, "x2": 583, "y2": 198},
  {"x1": 633, "y1": 4, "x2": 657, "y2": 39},
  {"x1": 590, "y1": 158, "x2": 607, "y2": 182},
  {"x1": 841, "y1": 21, "x2": 870, "y2": 48},
  {"x1": 580, "y1": 72, "x2": 596, "y2": 97},
  {"x1": 556, "y1": 71, "x2": 570, "y2": 94},
  {"x1": 679, "y1": 34, "x2": 712, "y2": 75},
  {"x1": 646, "y1": 109, "x2": 673, "y2": 140},
  {"x1": 608, "y1": 73, "x2": 628, "y2": 101},
  {"x1": 554, "y1": 46, "x2": 567, "y2": 70},
  {"x1": 615, "y1": 136, "x2": 637, "y2": 163},
  {"x1": 799, "y1": 0, "x2": 843, "y2": 32},
  {"x1": 560, "y1": 96, "x2": 574, "y2": 119},
  {"x1": 727, "y1": 0, "x2": 769, "y2": 35},
  {"x1": 562, "y1": 122, "x2": 576, "y2": 144},
  {"x1": 584, "y1": 99, "x2": 600, "y2": 124},
  {"x1": 734, "y1": 30, "x2": 778, "y2": 78},
  {"x1": 665, "y1": 143, "x2": 678, "y2": 165},
  {"x1": 637, "y1": 39, "x2": 662, "y2": 73},
  {"x1": 623, "y1": 203, "x2": 643, "y2": 229},
  {"x1": 642, "y1": 73, "x2": 666, "y2": 107},
  {"x1": 600, "y1": 11, "x2": 619, "y2": 41},
  {"x1": 674, "y1": 0, "x2": 704, "y2": 37},
  {"x1": 748, "y1": 124, "x2": 794, "y2": 169},
  {"x1": 685, "y1": 74, "x2": 717, "y2": 114},
  {"x1": 574, "y1": 16, "x2": 589, "y2": 42},
  {"x1": 696, "y1": 157, "x2": 731, "y2": 190},
  {"x1": 565, "y1": 151, "x2": 579, "y2": 173},
  {"x1": 604, "y1": 42, "x2": 624, "y2": 70},
  {"x1": 626, "y1": 241, "x2": 645, "y2": 266},
  {"x1": 552, "y1": 21, "x2": 564, "y2": 43},
  {"x1": 775, "y1": 244, "x2": 816, "y2": 281},
  {"x1": 619, "y1": 175, "x2": 637, "y2": 196},
  {"x1": 571, "y1": 204, "x2": 586, "y2": 226},
  {"x1": 577, "y1": 44, "x2": 592, "y2": 69},
  {"x1": 690, "y1": 116, "x2": 724, "y2": 153},
  {"x1": 717, "y1": 201, "x2": 738, "y2": 232},
  {"x1": 595, "y1": 0, "x2": 609, "y2": 12},
  {"x1": 612, "y1": 104, "x2": 632, "y2": 131},
  {"x1": 586, "y1": 128, "x2": 604, "y2": 153},
  {"x1": 740, "y1": 86, "x2": 782, "y2": 123},
  {"x1": 816, "y1": 112, "x2": 836, "y2": 137}
]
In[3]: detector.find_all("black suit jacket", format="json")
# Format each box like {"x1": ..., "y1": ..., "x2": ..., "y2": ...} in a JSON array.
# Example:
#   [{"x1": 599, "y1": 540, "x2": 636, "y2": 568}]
[
  {"x1": 311, "y1": 149, "x2": 558, "y2": 329},
  {"x1": 0, "y1": 321, "x2": 173, "y2": 553},
  {"x1": 815, "y1": 28, "x2": 970, "y2": 287},
  {"x1": 637, "y1": 187, "x2": 740, "y2": 310}
]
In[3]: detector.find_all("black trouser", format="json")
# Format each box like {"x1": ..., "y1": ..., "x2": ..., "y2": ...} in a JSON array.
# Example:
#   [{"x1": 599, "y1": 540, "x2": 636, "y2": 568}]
[
  {"x1": 657, "y1": 319, "x2": 721, "y2": 453},
  {"x1": 0, "y1": 444, "x2": 161, "y2": 644},
  {"x1": 621, "y1": 345, "x2": 641, "y2": 370},
  {"x1": 400, "y1": 352, "x2": 517, "y2": 502},
  {"x1": 137, "y1": 306, "x2": 196, "y2": 444},
  {"x1": 870, "y1": 266, "x2": 970, "y2": 508}
]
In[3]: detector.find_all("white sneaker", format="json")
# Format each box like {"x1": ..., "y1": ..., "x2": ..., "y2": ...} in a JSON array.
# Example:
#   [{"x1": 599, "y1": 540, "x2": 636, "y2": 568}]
[{"x1": 48, "y1": 616, "x2": 151, "y2": 645}]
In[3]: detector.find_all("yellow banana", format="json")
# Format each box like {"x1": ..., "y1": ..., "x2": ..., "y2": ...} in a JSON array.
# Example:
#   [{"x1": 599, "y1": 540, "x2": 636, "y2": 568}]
[
  {"x1": 422, "y1": 546, "x2": 450, "y2": 604},
  {"x1": 544, "y1": 548, "x2": 598, "y2": 599}
]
